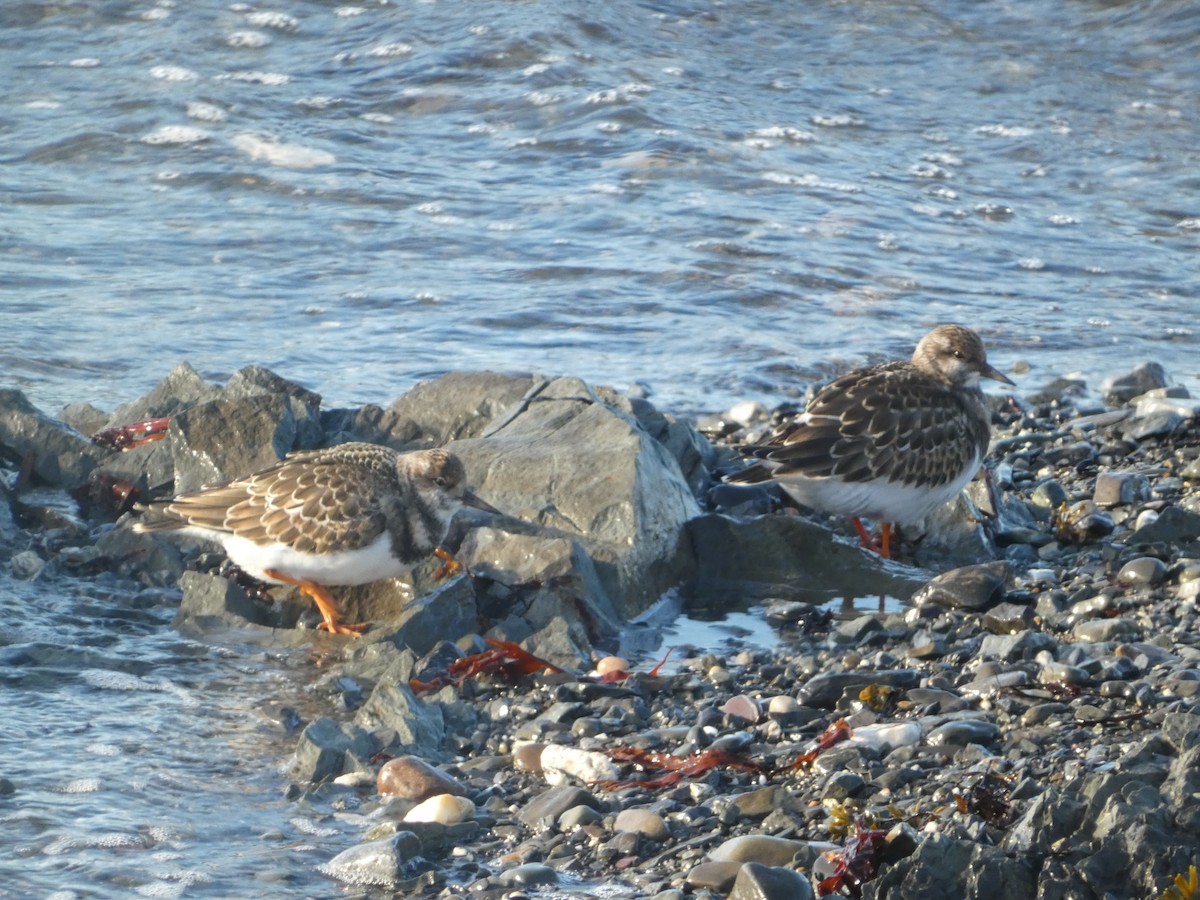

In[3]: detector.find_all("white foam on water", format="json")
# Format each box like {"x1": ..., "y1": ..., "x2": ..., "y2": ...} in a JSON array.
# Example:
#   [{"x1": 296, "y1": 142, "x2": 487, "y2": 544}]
[
  {"x1": 141, "y1": 126, "x2": 210, "y2": 145},
  {"x1": 226, "y1": 31, "x2": 271, "y2": 49},
  {"x1": 149, "y1": 65, "x2": 198, "y2": 82},
  {"x1": 229, "y1": 133, "x2": 335, "y2": 168}
]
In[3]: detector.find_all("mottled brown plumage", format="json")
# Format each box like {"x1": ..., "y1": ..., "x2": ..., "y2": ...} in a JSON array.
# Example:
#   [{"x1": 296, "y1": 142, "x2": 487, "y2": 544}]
[
  {"x1": 135, "y1": 443, "x2": 493, "y2": 634},
  {"x1": 729, "y1": 324, "x2": 1012, "y2": 556}
]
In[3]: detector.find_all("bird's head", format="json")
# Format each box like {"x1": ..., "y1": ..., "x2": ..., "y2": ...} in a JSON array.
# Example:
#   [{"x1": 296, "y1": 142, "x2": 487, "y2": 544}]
[{"x1": 914, "y1": 324, "x2": 1014, "y2": 389}]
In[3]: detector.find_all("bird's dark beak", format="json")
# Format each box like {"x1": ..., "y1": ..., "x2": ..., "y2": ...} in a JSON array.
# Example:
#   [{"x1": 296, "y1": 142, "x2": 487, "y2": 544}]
[
  {"x1": 982, "y1": 362, "x2": 1015, "y2": 386},
  {"x1": 463, "y1": 490, "x2": 502, "y2": 515}
]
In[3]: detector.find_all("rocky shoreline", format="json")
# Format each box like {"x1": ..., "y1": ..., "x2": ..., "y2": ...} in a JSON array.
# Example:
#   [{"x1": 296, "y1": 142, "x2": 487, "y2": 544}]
[{"x1": 2, "y1": 361, "x2": 1199, "y2": 899}]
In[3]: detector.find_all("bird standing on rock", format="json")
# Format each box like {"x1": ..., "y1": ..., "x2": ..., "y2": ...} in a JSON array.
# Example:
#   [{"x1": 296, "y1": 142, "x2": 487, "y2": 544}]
[
  {"x1": 134, "y1": 443, "x2": 497, "y2": 635},
  {"x1": 727, "y1": 324, "x2": 1013, "y2": 558}
]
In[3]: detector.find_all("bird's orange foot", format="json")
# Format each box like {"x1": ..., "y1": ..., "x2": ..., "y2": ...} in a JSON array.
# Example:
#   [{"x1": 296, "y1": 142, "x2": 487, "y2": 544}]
[
  {"x1": 317, "y1": 620, "x2": 370, "y2": 636},
  {"x1": 263, "y1": 568, "x2": 367, "y2": 638},
  {"x1": 851, "y1": 519, "x2": 893, "y2": 559},
  {"x1": 432, "y1": 546, "x2": 463, "y2": 580}
]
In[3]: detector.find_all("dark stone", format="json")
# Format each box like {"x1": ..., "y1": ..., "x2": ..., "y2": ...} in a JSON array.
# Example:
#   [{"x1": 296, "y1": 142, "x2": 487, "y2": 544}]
[
  {"x1": 105, "y1": 362, "x2": 221, "y2": 428},
  {"x1": 343, "y1": 572, "x2": 478, "y2": 657},
  {"x1": 824, "y1": 771, "x2": 867, "y2": 800},
  {"x1": 911, "y1": 561, "x2": 1011, "y2": 612},
  {"x1": 981, "y1": 601, "x2": 1035, "y2": 635},
  {"x1": 1102, "y1": 362, "x2": 1167, "y2": 406},
  {"x1": 797, "y1": 670, "x2": 922, "y2": 709},
  {"x1": 0, "y1": 389, "x2": 108, "y2": 487},
  {"x1": 729, "y1": 862, "x2": 815, "y2": 900},
  {"x1": 293, "y1": 716, "x2": 375, "y2": 782},
  {"x1": 496, "y1": 863, "x2": 559, "y2": 887},
  {"x1": 1128, "y1": 506, "x2": 1200, "y2": 547},
  {"x1": 167, "y1": 393, "x2": 323, "y2": 495},
  {"x1": 173, "y1": 570, "x2": 275, "y2": 630},
  {"x1": 684, "y1": 513, "x2": 923, "y2": 606},
  {"x1": 517, "y1": 785, "x2": 606, "y2": 828},
  {"x1": 353, "y1": 680, "x2": 444, "y2": 759},
  {"x1": 863, "y1": 834, "x2": 973, "y2": 899}
]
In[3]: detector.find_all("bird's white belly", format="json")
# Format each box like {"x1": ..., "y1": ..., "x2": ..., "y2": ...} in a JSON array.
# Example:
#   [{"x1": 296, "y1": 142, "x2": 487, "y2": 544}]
[
  {"x1": 778, "y1": 457, "x2": 980, "y2": 525},
  {"x1": 216, "y1": 532, "x2": 409, "y2": 586}
]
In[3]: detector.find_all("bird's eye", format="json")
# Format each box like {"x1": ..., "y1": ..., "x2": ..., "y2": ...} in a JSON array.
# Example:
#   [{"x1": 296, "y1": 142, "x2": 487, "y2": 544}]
[
  {"x1": 953, "y1": 350, "x2": 965, "y2": 360},
  {"x1": 433, "y1": 476, "x2": 448, "y2": 487}
]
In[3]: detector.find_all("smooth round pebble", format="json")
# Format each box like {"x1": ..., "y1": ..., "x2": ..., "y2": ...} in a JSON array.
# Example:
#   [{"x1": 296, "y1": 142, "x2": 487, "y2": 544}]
[
  {"x1": 595, "y1": 656, "x2": 629, "y2": 677},
  {"x1": 614, "y1": 808, "x2": 671, "y2": 841},
  {"x1": 377, "y1": 755, "x2": 466, "y2": 801},
  {"x1": 403, "y1": 793, "x2": 475, "y2": 825}
]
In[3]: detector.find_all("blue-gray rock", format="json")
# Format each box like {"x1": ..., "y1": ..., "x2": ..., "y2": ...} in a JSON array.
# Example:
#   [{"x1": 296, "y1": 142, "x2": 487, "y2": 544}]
[
  {"x1": 497, "y1": 863, "x2": 559, "y2": 888},
  {"x1": 926, "y1": 719, "x2": 1001, "y2": 746},
  {"x1": 293, "y1": 717, "x2": 375, "y2": 783},
  {"x1": 1128, "y1": 506, "x2": 1200, "y2": 547},
  {"x1": 449, "y1": 375, "x2": 703, "y2": 620},
  {"x1": 319, "y1": 831, "x2": 422, "y2": 886},
  {"x1": 517, "y1": 785, "x2": 605, "y2": 828},
  {"x1": 0, "y1": 389, "x2": 107, "y2": 487},
  {"x1": 1115, "y1": 557, "x2": 1167, "y2": 588},
  {"x1": 353, "y1": 680, "x2": 444, "y2": 760},
  {"x1": 797, "y1": 669, "x2": 922, "y2": 709},
  {"x1": 167, "y1": 392, "x2": 324, "y2": 495},
  {"x1": 911, "y1": 561, "x2": 1011, "y2": 612},
  {"x1": 979, "y1": 630, "x2": 1059, "y2": 661},
  {"x1": 981, "y1": 601, "x2": 1036, "y2": 635},
  {"x1": 1102, "y1": 362, "x2": 1167, "y2": 406},
  {"x1": 729, "y1": 861, "x2": 815, "y2": 900}
]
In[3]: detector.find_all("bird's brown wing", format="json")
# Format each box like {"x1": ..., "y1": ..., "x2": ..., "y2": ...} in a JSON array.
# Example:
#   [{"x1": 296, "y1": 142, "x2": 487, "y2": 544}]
[
  {"x1": 735, "y1": 363, "x2": 988, "y2": 488},
  {"x1": 155, "y1": 455, "x2": 392, "y2": 554}
]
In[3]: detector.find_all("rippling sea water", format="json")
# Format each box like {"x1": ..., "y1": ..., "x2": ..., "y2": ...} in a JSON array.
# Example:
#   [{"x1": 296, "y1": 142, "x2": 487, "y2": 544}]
[{"x1": 2, "y1": 0, "x2": 1199, "y2": 895}]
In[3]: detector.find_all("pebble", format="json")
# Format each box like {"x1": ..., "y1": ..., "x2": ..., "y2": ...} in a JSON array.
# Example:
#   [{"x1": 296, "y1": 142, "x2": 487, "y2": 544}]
[
  {"x1": 377, "y1": 755, "x2": 466, "y2": 801},
  {"x1": 614, "y1": 808, "x2": 671, "y2": 841},
  {"x1": 403, "y1": 793, "x2": 475, "y2": 825},
  {"x1": 318, "y1": 832, "x2": 421, "y2": 886},
  {"x1": 540, "y1": 744, "x2": 621, "y2": 785},
  {"x1": 709, "y1": 834, "x2": 809, "y2": 867}
]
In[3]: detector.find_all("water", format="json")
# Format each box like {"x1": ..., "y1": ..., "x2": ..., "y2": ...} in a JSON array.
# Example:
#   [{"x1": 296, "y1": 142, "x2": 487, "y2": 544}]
[{"x1": 2, "y1": 0, "x2": 1199, "y2": 894}]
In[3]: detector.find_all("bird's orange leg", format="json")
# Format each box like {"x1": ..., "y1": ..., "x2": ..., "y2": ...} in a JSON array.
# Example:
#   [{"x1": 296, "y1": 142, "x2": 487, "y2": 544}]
[
  {"x1": 851, "y1": 517, "x2": 875, "y2": 550},
  {"x1": 851, "y1": 518, "x2": 893, "y2": 559},
  {"x1": 263, "y1": 568, "x2": 367, "y2": 636},
  {"x1": 432, "y1": 546, "x2": 463, "y2": 580}
]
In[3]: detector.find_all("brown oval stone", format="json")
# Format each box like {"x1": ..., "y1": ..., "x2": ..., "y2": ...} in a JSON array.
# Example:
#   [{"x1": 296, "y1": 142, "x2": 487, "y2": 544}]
[{"x1": 377, "y1": 755, "x2": 466, "y2": 801}]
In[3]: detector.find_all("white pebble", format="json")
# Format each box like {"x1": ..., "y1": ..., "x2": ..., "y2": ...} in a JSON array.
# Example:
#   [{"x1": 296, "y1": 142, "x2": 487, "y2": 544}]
[
  {"x1": 403, "y1": 793, "x2": 475, "y2": 825},
  {"x1": 540, "y1": 744, "x2": 619, "y2": 786}
]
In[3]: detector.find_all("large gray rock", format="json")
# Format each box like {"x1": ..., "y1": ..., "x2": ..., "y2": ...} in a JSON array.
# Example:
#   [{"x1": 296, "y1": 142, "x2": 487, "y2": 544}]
[
  {"x1": 341, "y1": 572, "x2": 478, "y2": 656},
  {"x1": 353, "y1": 679, "x2": 445, "y2": 758},
  {"x1": 319, "y1": 831, "x2": 422, "y2": 886},
  {"x1": 447, "y1": 376, "x2": 704, "y2": 619},
  {"x1": 293, "y1": 716, "x2": 376, "y2": 782},
  {"x1": 168, "y1": 392, "x2": 323, "y2": 494},
  {"x1": 105, "y1": 362, "x2": 221, "y2": 428},
  {"x1": 683, "y1": 513, "x2": 924, "y2": 605},
  {"x1": 0, "y1": 389, "x2": 108, "y2": 487}
]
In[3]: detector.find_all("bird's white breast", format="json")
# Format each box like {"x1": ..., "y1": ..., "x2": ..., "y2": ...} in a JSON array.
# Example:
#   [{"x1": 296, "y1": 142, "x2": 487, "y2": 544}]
[
  {"x1": 196, "y1": 530, "x2": 409, "y2": 586},
  {"x1": 776, "y1": 450, "x2": 982, "y2": 525}
]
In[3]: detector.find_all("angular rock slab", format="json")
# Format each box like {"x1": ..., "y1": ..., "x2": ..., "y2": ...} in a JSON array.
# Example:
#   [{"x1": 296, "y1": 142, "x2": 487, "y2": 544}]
[
  {"x1": 683, "y1": 513, "x2": 924, "y2": 605},
  {"x1": 319, "y1": 831, "x2": 422, "y2": 886},
  {"x1": 448, "y1": 375, "x2": 704, "y2": 619},
  {"x1": 0, "y1": 389, "x2": 109, "y2": 487}
]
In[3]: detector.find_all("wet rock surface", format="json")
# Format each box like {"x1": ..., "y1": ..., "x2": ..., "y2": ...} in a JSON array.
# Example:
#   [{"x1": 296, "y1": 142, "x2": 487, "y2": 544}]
[{"x1": 1, "y1": 360, "x2": 1199, "y2": 897}]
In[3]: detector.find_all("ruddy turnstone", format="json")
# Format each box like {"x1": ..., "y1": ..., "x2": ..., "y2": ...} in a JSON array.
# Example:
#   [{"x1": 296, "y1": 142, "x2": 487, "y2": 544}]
[
  {"x1": 134, "y1": 443, "x2": 496, "y2": 635},
  {"x1": 728, "y1": 324, "x2": 1013, "y2": 558}
]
